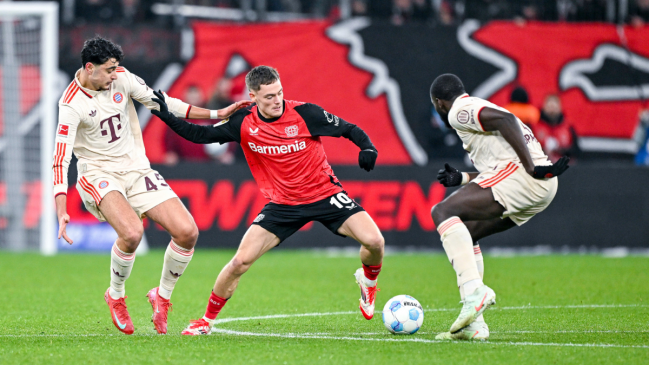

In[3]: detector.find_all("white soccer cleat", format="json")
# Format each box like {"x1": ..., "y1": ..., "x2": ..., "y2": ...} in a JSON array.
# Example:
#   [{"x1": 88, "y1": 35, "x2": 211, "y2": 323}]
[
  {"x1": 354, "y1": 268, "x2": 379, "y2": 320},
  {"x1": 436, "y1": 320, "x2": 490, "y2": 341},
  {"x1": 181, "y1": 318, "x2": 213, "y2": 336},
  {"x1": 449, "y1": 285, "x2": 496, "y2": 333}
]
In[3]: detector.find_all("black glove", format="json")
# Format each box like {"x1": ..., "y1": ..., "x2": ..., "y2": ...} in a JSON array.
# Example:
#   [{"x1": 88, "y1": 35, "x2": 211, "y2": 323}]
[
  {"x1": 437, "y1": 163, "x2": 463, "y2": 187},
  {"x1": 358, "y1": 149, "x2": 377, "y2": 172},
  {"x1": 151, "y1": 90, "x2": 172, "y2": 122},
  {"x1": 532, "y1": 156, "x2": 570, "y2": 179}
]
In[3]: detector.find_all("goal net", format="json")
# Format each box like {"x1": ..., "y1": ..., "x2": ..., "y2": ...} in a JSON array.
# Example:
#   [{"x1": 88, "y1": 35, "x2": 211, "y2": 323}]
[{"x1": 0, "y1": 2, "x2": 58, "y2": 254}]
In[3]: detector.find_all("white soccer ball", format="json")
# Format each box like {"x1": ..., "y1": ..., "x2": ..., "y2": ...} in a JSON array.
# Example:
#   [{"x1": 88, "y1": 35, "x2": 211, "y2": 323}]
[{"x1": 382, "y1": 295, "x2": 424, "y2": 334}]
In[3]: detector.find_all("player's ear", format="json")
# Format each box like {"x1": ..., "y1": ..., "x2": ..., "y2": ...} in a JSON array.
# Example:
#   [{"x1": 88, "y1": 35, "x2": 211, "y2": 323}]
[{"x1": 84, "y1": 62, "x2": 94, "y2": 74}]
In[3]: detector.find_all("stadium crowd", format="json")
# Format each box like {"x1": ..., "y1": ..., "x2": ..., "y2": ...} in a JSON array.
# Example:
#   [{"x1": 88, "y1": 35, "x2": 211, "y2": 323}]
[{"x1": 46, "y1": 0, "x2": 649, "y2": 26}]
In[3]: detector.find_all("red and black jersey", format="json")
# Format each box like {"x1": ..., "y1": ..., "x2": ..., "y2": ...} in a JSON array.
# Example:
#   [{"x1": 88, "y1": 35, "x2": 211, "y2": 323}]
[{"x1": 162, "y1": 100, "x2": 376, "y2": 205}]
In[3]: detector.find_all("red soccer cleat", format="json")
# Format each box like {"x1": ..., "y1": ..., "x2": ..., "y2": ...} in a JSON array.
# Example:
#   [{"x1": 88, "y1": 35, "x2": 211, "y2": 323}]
[
  {"x1": 181, "y1": 319, "x2": 212, "y2": 336},
  {"x1": 354, "y1": 268, "x2": 380, "y2": 320},
  {"x1": 146, "y1": 287, "x2": 172, "y2": 334},
  {"x1": 104, "y1": 288, "x2": 134, "y2": 335}
]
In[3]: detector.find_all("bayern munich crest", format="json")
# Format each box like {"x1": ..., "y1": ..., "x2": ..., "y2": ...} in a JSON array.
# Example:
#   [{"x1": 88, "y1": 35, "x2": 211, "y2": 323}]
[
  {"x1": 99, "y1": 181, "x2": 109, "y2": 189},
  {"x1": 113, "y1": 92, "x2": 124, "y2": 103},
  {"x1": 457, "y1": 110, "x2": 470, "y2": 124},
  {"x1": 285, "y1": 125, "x2": 298, "y2": 137}
]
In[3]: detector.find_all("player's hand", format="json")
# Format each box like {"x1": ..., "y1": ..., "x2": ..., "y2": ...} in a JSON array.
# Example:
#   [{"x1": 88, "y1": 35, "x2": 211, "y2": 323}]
[
  {"x1": 358, "y1": 149, "x2": 377, "y2": 172},
  {"x1": 532, "y1": 156, "x2": 570, "y2": 179},
  {"x1": 58, "y1": 214, "x2": 73, "y2": 244},
  {"x1": 151, "y1": 90, "x2": 172, "y2": 121},
  {"x1": 215, "y1": 100, "x2": 253, "y2": 119},
  {"x1": 437, "y1": 163, "x2": 463, "y2": 187}
]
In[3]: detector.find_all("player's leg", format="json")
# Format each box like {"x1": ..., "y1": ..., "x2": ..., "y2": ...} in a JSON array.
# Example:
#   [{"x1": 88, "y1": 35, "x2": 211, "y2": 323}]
[
  {"x1": 182, "y1": 225, "x2": 280, "y2": 335},
  {"x1": 142, "y1": 197, "x2": 198, "y2": 334},
  {"x1": 431, "y1": 183, "x2": 503, "y2": 333},
  {"x1": 337, "y1": 210, "x2": 384, "y2": 320},
  {"x1": 96, "y1": 190, "x2": 145, "y2": 335}
]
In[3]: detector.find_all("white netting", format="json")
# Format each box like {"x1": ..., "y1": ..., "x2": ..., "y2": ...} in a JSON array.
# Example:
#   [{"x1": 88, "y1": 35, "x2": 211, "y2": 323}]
[{"x1": 0, "y1": 3, "x2": 58, "y2": 252}]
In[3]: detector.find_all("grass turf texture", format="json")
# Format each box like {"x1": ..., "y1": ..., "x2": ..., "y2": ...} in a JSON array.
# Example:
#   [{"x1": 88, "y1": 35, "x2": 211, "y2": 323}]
[{"x1": 0, "y1": 250, "x2": 647, "y2": 364}]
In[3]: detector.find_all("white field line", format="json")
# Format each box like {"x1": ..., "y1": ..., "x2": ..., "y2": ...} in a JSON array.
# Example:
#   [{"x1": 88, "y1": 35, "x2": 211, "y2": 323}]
[
  {"x1": 210, "y1": 328, "x2": 649, "y2": 349},
  {"x1": 211, "y1": 303, "x2": 647, "y2": 325},
  {"x1": 1, "y1": 304, "x2": 647, "y2": 347}
]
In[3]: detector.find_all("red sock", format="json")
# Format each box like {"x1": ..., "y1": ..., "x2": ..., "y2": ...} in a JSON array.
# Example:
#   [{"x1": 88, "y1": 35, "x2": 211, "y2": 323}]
[
  {"x1": 204, "y1": 292, "x2": 228, "y2": 321},
  {"x1": 362, "y1": 263, "x2": 382, "y2": 281}
]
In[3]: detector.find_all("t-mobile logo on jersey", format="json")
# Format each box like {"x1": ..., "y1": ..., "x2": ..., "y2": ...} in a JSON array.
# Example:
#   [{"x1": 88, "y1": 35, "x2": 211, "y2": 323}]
[
  {"x1": 100, "y1": 114, "x2": 122, "y2": 143},
  {"x1": 248, "y1": 141, "x2": 306, "y2": 155}
]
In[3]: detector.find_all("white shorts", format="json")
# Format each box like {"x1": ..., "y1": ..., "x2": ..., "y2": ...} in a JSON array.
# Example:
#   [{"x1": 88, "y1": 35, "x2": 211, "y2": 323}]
[
  {"x1": 76, "y1": 168, "x2": 177, "y2": 222},
  {"x1": 472, "y1": 162, "x2": 558, "y2": 226}
]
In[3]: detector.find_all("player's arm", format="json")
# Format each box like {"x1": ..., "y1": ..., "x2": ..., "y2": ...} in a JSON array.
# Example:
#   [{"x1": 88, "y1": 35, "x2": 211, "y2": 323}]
[
  {"x1": 53, "y1": 105, "x2": 81, "y2": 244},
  {"x1": 295, "y1": 103, "x2": 378, "y2": 172},
  {"x1": 124, "y1": 69, "x2": 251, "y2": 120},
  {"x1": 151, "y1": 91, "x2": 240, "y2": 144},
  {"x1": 479, "y1": 107, "x2": 569, "y2": 179},
  {"x1": 436, "y1": 163, "x2": 478, "y2": 187}
]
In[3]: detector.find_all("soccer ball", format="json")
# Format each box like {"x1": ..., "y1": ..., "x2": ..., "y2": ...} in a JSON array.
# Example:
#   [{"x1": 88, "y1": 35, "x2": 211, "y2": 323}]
[{"x1": 382, "y1": 295, "x2": 424, "y2": 334}]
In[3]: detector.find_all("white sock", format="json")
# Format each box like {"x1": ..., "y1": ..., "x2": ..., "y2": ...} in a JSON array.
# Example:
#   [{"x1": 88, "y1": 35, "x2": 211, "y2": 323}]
[
  {"x1": 463, "y1": 279, "x2": 482, "y2": 296},
  {"x1": 110, "y1": 242, "x2": 135, "y2": 299},
  {"x1": 438, "y1": 217, "x2": 482, "y2": 292},
  {"x1": 474, "y1": 244, "x2": 485, "y2": 322},
  {"x1": 158, "y1": 240, "x2": 194, "y2": 300}
]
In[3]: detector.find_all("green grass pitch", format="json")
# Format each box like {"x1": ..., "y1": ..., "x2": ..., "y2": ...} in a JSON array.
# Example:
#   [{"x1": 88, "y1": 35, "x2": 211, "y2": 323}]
[{"x1": 0, "y1": 250, "x2": 647, "y2": 364}]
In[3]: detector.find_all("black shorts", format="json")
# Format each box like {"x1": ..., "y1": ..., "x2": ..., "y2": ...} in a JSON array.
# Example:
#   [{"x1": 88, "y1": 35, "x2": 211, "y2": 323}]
[{"x1": 251, "y1": 191, "x2": 365, "y2": 242}]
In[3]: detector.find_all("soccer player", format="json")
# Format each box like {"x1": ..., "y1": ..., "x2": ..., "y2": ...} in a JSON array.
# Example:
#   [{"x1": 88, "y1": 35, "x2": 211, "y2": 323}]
[
  {"x1": 150, "y1": 66, "x2": 384, "y2": 335},
  {"x1": 53, "y1": 37, "x2": 250, "y2": 335},
  {"x1": 429, "y1": 74, "x2": 569, "y2": 340}
]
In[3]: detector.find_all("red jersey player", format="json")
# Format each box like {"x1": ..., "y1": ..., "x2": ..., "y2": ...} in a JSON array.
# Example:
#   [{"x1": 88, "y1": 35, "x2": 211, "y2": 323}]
[{"x1": 151, "y1": 66, "x2": 384, "y2": 335}]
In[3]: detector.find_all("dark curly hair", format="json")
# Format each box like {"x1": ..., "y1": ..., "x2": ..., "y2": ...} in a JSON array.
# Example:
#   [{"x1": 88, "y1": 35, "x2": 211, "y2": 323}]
[
  {"x1": 430, "y1": 73, "x2": 466, "y2": 102},
  {"x1": 80, "y1": 36, "x2": 124, "y2": 68},
  {"x1": 246, "y1": 66, "x2": 280, "y2": 92}
]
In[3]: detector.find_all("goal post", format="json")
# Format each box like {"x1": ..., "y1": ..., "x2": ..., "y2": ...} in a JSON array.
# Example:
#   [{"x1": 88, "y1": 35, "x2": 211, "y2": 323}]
[{"x1": 0, "y1": 2, "x2": 58, "y2": 255}]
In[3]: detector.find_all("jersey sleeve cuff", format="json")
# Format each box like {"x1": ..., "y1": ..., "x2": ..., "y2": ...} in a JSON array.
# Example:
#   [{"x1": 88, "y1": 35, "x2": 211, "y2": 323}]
[
  {"x1": 166, "y1": 96, "x2": 191, "y2": 118},
  {"x1": 53, "y1": 185, "x2": 68, "y2": 197}
]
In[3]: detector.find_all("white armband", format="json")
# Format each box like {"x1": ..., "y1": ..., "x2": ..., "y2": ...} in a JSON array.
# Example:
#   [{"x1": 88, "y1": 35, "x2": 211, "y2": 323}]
[
  {"x1": 460, "y1": 172, "x2": 470, "y2": 185},
  {"x1": 210, "y1": 110, "x2": 219, "y2": 119}
]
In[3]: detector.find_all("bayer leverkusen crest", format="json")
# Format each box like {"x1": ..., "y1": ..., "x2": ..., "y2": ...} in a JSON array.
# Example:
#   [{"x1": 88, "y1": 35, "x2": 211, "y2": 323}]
[{"x1": 285, "y1": 125, "x2": 298, "y2": 137}]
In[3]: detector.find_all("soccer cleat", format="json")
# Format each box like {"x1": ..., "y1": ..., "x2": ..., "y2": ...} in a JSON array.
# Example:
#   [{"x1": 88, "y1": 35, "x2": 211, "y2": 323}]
[
  {"x1": 354, "y1": 268, "x2": 379, "y2": 320},
  {"x1": 436, "y1": 320, "x2": 490, "y2": 341},
  {"x1": 104, "y1": 288, "x2": 134, "y2": 335},
  {"x1": 146, "y1": 287, "x2": 173, "y2": 334},
  {"x1": 449, "y1": 285, "x2": 496, "y2": 333},
  {"x1": 181, "y1": 319, "x2": 212, "y2": 336}
]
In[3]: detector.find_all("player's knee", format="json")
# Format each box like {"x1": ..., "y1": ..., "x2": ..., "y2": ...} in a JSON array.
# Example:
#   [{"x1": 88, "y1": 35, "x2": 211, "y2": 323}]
[
  {"x1": 174, "y1": 222, "x2": 199, "y2": 248},
  {"x1": 364, "y1": 233, "x2": 385, "y2": 252},
  {"x1": 121, "y1": 226, "x2": 144, "y2": 250},
  {"x1": 431, "y1": 202, "x2": 449, "y2": 225},
  {"x1": 229, "y1": 256, "x2": 252, "y2": 276}
]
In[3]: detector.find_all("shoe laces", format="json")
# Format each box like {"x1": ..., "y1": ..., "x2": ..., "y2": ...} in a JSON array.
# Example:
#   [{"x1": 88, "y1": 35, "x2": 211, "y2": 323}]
[
  {"x1": 111, "y1": 296, "x2": 130, "y2": 318},
  {"x1": 188, "y1": 319, "x2": 209, "y2": 329},
  {"x1": 365, "y1": 286, "x2": 380, "y2": 304}
]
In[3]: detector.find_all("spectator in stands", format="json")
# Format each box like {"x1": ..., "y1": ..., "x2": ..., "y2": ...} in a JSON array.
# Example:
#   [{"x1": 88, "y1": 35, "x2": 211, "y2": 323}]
[
  {"x1": 634, "y1": 108, "x2": 649, "y2": 165},
  {"x1": 463, "y1": 0, "x2": 513, "y2": 23},
  {"x1": 504, "y1": 86, "x2": 540, "y2": 127},
  {"x1": 352, "y1": 0, "x2": 369, "y2": 16},
  {"x1": 533, "y1": 94, "x2": 580, "y2": 163},
  {"x1": 164, "y1": 85, "x2": 234, "y2": 165},
  {"x1": 512, "y1": 0, "x2": 559, "y2": 22},
  {"x1": 628, "y1": 0, "x2": 649, "y2": 27},
  {"x1": 567, "y1": 0, "x2": 608, "y2": 22},
  {"x1": 76, "y1": 0, "x2": 122, "y2": 23},
  {"x1": 438, "y1": 0, "x2": 456, "y2": 25}
]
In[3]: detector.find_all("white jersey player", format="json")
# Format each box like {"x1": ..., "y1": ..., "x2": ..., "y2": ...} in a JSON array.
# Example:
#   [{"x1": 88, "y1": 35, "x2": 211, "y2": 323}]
[
  {"x1": 53, "y1": 37, "x2": 251, "y2": 335},
  {"x1": 428, "y1": 74, "x2": 569, "y2": 340}
]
